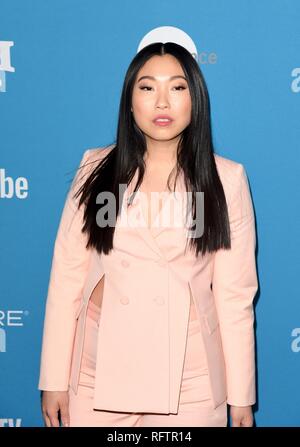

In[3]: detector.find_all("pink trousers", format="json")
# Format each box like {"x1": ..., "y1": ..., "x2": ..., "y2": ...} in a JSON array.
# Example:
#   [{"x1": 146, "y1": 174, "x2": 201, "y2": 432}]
[{"x1": 68, "y1": 299, "x2": 228, "y2": 427}]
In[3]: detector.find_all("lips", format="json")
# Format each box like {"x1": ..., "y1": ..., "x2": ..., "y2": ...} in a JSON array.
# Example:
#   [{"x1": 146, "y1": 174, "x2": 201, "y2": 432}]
[
  {"x1": 152, "y1": 115, "x2": 173, "y2": 123},
  {"x1": 152, "y1": 115, "x2": 173, "y2": 127}
]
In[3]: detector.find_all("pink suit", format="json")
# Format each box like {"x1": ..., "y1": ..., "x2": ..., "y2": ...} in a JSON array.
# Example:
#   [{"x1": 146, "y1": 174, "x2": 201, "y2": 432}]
[
  {"x1": 67, "y1": 298, "x2": 227, "y2": 426},
  {"x1": 38, "y1": 145, "x2": 258, "y2": 421}
]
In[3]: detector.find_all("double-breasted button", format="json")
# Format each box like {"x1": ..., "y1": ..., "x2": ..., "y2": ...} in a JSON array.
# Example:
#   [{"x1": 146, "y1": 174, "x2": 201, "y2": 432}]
[
  {"x1": 156, "y1": 258, "x2": 167, "y2": 267},
  {"x1": 121, "y1": 259, "x2": 130, "y2": 268},
  {"x1": 120, "y1": 296, "x2": 130, "y2": 305},
  {"x1": 153, "y1": 296, "x2": 165, "y2": 305}
]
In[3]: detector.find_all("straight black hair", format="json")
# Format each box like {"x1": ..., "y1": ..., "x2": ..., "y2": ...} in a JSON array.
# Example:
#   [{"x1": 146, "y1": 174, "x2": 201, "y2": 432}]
[{"x1": 73, "y1": 42, "x2": 231, "y2": 257}]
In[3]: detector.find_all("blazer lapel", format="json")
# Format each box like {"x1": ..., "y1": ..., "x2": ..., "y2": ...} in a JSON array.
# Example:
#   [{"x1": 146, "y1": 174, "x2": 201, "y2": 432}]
[{"x1": 118, "y1": 167, "x2": 188, "y2": 260}]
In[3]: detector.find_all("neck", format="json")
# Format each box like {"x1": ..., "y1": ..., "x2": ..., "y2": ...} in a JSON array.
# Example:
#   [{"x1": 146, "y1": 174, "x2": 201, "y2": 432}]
[{"x1": 143, "y1": 140, "x2": 178, "y2": 166}]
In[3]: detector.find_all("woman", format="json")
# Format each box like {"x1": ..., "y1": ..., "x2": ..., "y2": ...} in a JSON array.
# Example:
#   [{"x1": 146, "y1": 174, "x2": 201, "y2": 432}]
[{"x1": 38, "y1": 42, "x2": 258, "y2": 427}]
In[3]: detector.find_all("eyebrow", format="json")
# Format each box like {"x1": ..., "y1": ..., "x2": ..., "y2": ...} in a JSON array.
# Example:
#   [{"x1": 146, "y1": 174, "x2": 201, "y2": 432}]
[{"x1": 137, "y1": 75, "x2": 187, "y2": 82}]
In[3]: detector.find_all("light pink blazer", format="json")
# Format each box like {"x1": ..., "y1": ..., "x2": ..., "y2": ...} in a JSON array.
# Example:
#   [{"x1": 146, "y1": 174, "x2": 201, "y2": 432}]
[{"x1": 38, "y1": 145, "x2": 258, "y2": 414}]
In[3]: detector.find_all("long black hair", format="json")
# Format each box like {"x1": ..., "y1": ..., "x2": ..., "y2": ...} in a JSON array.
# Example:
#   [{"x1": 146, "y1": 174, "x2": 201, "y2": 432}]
[{"x1": 73, "y1": 42, "x2": 231, "y2": 257}]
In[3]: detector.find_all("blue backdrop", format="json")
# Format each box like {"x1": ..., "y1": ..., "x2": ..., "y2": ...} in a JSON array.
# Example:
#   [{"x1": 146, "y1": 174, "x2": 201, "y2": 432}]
[{"x1": 0, "y1": 0, "x2": 299, "y2": 427}]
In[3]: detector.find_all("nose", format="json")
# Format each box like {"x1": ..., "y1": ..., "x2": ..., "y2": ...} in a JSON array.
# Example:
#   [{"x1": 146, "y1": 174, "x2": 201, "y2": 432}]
[
  {"x1": 155, "y1": 88, "x2": 170, "y2": 109},
  {"x1": 156, "y1": 103, "x2": 168, "y2": 110}
]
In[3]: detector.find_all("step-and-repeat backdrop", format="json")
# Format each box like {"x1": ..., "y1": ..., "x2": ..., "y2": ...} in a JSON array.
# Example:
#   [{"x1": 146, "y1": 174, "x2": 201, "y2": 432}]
[{"x1": 0, "y1": 0, "x2": 299, "y2": 427}]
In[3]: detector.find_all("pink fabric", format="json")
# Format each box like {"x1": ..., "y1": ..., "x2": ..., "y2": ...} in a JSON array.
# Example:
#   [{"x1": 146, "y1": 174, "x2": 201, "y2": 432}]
[{"x1": 68, "y1": 299, "x2": 228, "y2": 427}]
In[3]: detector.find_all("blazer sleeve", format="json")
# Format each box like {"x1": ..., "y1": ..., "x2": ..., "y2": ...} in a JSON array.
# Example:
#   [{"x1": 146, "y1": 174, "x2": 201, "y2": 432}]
[
  {"x1": 38, "y1": 149, "x2": 97, "y2": 391},
  {"x1": 212, "y1": 163, "x2": 258, "y2": 407}
]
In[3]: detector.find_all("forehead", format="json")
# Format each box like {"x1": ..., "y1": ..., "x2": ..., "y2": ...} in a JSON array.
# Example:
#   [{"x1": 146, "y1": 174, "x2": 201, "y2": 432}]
[{"x1": 137, "y1": 54, "x2": 185, "y2": 79}]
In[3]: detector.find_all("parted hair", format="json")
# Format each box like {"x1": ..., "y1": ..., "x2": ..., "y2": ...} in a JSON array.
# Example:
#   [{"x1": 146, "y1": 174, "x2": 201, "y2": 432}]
[{"x1": 73, "y1": 42, "x2": 231, "y2": 257}]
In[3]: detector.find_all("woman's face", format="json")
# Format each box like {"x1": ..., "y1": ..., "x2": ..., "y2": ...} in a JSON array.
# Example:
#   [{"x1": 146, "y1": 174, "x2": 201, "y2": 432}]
[{"x1": 131, "y1": 54, "x2": 192, "y2": 145}]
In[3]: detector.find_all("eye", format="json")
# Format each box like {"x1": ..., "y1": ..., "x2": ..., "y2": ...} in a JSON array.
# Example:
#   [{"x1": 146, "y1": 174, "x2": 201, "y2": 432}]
[
  {"x1": 174, "y1": 85, "x2": 187, "y2": 91},
  {"x1": 139, "y1": 85, "x2": 187, "y2": 91}
]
